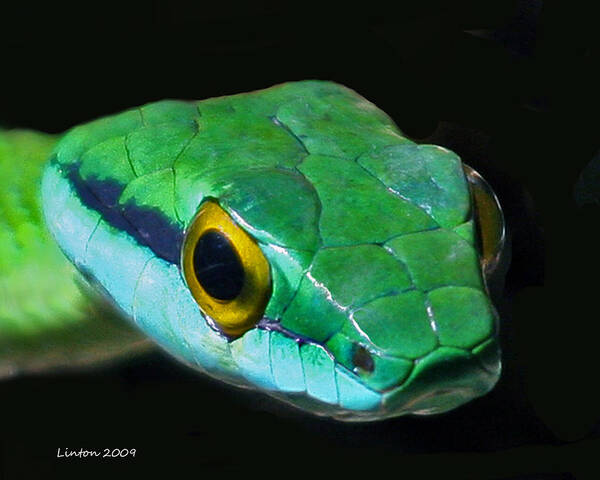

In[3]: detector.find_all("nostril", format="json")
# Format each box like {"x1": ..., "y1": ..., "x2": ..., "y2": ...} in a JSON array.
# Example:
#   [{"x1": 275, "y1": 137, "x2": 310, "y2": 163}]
[{"x1": 352, "y1": 345, "x2": 375, "y2": 374}]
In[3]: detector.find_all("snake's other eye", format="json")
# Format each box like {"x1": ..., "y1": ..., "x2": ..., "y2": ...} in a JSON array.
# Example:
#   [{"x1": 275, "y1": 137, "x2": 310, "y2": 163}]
[
  {"x1": 463, "y1": 164, "x2": 506, "y2": 277},
  {"x1": 181, "y1": 200, "x2": 271, "y2": 337}
]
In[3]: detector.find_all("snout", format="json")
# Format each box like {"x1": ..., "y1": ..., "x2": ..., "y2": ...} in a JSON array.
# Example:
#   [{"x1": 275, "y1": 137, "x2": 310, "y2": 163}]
[{"x1": 381, "y1": 338, "x2": 501, "y2": 416}]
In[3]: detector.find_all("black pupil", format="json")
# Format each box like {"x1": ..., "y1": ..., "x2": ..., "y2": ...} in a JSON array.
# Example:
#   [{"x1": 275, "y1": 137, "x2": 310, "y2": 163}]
[{"x1": 193, "y1": 231, "x2": 245, "y2": 301}]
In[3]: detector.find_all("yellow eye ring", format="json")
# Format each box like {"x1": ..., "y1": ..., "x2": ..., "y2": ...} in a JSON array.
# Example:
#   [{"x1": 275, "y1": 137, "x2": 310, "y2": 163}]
[{"x1": 181, "y1": 200, "x2": 271, "y2": 337}]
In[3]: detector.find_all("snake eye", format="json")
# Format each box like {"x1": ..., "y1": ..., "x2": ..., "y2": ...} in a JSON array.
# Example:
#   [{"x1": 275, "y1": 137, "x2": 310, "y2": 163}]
[
  {"x1": 181, "y1": 200, "x2": 271, "y2": 337},
  {"x1": 463, "y1": 164, "x2": 506, "y2": 277}
]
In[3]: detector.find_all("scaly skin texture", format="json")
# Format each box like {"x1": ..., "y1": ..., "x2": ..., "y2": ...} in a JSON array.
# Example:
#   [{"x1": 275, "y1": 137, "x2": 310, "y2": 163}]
[
  {"x1": 0, "y1": 130, "x2": 150, "y2": 377},
  {"x1": 14, "y1": 80, "x2": 499, "y2": 420}
]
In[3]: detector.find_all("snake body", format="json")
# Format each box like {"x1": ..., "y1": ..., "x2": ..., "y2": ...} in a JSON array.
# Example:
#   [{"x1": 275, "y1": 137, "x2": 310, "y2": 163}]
[{"x1": 1, "y1": 81, "x2": 502, "y2": 420}]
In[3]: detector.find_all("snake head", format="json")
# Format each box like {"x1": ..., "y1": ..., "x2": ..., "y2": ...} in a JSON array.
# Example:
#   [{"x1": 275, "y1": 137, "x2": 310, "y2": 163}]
[{"x1": 42, "y1": 81, "x2": 504, "y2": 421}]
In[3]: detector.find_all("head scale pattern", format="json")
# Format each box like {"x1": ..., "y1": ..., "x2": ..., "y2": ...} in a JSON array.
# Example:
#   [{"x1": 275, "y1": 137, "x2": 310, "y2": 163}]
[{"x1": 42, "y1": 81, "x2": 501, "y2": 420}]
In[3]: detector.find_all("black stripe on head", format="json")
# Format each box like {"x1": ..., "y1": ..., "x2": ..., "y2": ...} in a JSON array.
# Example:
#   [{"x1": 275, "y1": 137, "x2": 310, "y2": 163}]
[
  {"x1": 60, "y1": 160, "x2": 183, "y2": 264},
  {"x1": 121, "y1": 201, "x2": 183, "y2": 263}
]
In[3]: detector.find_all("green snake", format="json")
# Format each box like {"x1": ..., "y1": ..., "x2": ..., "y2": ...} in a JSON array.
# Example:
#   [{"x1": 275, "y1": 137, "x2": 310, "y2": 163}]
[{"x1": 0, "y1": 81, "x2": 505, "y2": 421}]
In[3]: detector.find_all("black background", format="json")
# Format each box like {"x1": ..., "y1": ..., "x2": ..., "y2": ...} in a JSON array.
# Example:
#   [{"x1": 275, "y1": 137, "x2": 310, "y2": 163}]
[{"x1": 1, "y1": 1, "x2": 599, "y2": 478}]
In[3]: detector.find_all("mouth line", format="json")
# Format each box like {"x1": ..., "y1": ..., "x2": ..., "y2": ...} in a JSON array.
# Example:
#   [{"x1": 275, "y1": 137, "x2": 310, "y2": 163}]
[{"x1": 257, "y1": 316, "x2": 326, "y2": 349}]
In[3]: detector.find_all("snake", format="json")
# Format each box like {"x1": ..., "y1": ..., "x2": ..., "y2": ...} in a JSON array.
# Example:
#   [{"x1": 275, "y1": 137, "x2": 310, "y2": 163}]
[{"x1": 0, "y1": 80, "x2": 506, "y2": 421}]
